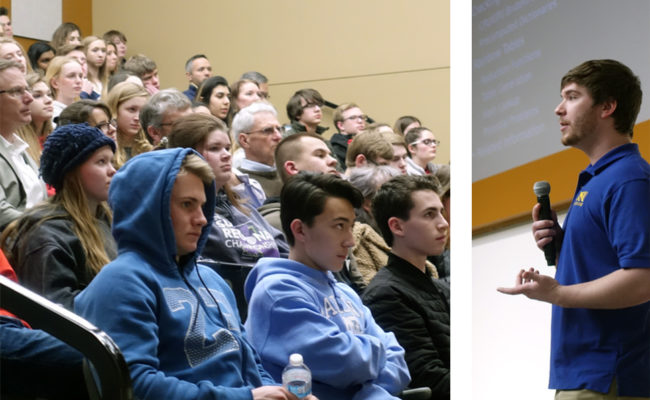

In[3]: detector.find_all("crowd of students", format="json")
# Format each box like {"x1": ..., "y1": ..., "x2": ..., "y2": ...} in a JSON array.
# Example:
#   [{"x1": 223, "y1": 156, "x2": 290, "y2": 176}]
[{"x1": 1, "y1": 13, "x2": 450, "y2": 400}]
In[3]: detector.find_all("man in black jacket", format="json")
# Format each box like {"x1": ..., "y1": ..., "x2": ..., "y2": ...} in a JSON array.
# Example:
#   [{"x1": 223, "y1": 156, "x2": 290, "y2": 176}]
[{"x1": 362, "y1": 175, "x2": 450, "y2": 400}]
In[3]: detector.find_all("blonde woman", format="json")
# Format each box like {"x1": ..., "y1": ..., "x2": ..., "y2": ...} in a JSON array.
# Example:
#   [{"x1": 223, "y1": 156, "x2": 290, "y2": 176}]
[
  {"x1": 0, "y1": 37, "x2": 32, "y2": 73},
  {"x1": 1, "y1": 124, "x2": 117, "y2": 310},
  {"x1": 105, "y1": 81, "x2": 152, "y2": 168},
  {"x1": 81, "y1": 36, "x2": 107, "y2": 99},
  {"x1": 15, "y1": 73, "x2": 54, "y2": 165},
  {"x1": 44, "y1": 56, "x2": 83, "y2": 122}
]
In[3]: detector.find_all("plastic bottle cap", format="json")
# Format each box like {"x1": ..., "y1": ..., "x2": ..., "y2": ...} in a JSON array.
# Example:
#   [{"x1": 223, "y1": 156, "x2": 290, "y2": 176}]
[{"x1": 289, "y1": 353, "x2": 303, "y2": 365}]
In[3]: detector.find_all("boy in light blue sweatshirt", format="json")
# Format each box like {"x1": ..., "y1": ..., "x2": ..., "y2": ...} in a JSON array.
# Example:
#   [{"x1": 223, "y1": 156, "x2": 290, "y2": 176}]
[{"x1": 244, "y1": 172, "x2": 410, "y2": 400}]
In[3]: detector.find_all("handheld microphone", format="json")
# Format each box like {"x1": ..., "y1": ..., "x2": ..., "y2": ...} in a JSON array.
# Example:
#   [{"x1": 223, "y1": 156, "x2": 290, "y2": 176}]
[{"x1": 533, "y1": 181, "x2": 556, "y2": 266}]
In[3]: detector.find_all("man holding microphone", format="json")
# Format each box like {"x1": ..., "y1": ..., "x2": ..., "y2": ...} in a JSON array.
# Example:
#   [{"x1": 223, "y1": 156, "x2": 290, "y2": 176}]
[{"x1": 499, "y1": 59, "x2": 650, "y2": 399}]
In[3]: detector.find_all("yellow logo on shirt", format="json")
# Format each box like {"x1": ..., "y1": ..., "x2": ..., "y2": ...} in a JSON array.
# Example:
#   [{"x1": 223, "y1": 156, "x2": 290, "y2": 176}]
[{"x1": 573, "y1": 191, "x2": 588, "y2": 207}]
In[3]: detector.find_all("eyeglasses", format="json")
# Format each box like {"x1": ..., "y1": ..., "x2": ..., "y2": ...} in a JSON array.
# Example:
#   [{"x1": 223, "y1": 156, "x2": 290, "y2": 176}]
[
  {"x1": 245, "y1": 125, "x2": 283, "y2": 135},
  {"x1": 95, "y1": 119, "x2": 118, "y2": 134},
  {"x1": 0, "y1": 86, "x2": 31, "y2": 98},
  {"x1": 413, "y1": 138, "x2": 440, "y2": 147},
  {"x1": 343, "y1": 114, "x2": 368, "y2": 122}
]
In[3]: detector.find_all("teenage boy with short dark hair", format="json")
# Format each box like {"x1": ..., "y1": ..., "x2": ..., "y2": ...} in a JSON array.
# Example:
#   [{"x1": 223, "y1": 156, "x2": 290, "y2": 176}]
[
  {"x1": 245, "y1": 172, "x2": 410, "y2": 400},
  {"x1": 363, "y1": 175, "x2": 450, "y2": 400}
]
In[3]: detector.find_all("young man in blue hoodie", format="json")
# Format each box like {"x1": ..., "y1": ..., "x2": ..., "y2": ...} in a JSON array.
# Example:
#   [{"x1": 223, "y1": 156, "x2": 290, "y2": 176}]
[
  {"x1": 244, "y1": 172, "x2": 410, "y2": 400},
  {"x1": 75, "y1": 148, "x2": 311, "y2": 400}
]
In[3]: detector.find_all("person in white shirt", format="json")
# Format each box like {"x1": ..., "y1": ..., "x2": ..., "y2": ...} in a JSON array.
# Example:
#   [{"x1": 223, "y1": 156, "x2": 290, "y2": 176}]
[{"x1": 0, "y1": 60, "x2": 47, "y2": 230}]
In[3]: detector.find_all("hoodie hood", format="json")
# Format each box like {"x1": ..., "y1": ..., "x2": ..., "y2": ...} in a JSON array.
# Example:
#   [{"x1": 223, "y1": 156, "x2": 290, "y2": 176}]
[{"x1": 109, "y1": 148, "x2": 216, "y2": 270}]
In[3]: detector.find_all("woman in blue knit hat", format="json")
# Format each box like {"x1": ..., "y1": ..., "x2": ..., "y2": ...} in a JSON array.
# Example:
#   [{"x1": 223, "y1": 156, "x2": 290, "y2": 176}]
[{"x1": 0, "y1": 123, "x2": 117, "y2": 310}]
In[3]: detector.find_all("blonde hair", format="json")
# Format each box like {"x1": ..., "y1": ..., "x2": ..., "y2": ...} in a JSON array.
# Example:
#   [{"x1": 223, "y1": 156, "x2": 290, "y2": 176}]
[
  {"x1": 15, "y1": 73, "x2": 54, "y2": 164},
  {"x1": 0, "y1": 38, "x2": 33, "y2": 73},
  {"x1": 105, "y1": 81, "x2": 152, "y2": 168},
  {"x1": 1, "y1": 166, "x2": 112, "y2": 278},
  {"x1": 44, "y1": 55, "x2": 81, "y2": 101},
  {"x1": 82, "y1": 36, "x2": 108, "y2": 98},
  {"x1": 179, "y1": 153, "x2": 215, "y2": 185}
]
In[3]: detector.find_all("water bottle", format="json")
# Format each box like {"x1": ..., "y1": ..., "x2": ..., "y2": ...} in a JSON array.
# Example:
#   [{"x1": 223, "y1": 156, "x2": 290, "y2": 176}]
[{"x1": 282, "y1": 353, "x2": 311, "y2": 398}]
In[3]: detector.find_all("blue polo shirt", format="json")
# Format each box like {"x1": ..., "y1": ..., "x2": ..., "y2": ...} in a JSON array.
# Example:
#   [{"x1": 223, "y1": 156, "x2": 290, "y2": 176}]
[{"x1": 550, "y1": 143, "x2": 650, "y2": 396}]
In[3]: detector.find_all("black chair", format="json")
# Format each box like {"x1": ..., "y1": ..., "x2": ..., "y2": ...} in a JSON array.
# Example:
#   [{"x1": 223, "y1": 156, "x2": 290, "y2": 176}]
[
  {"x1": 200, "y1": 260, "x2": 254, "y2": 322},
  {"x1": 0, "y1": 275, "x2": 133, "y2": 400},
  {"x1": 400, "y1": 387, "x2": 432, "y2": 400}
]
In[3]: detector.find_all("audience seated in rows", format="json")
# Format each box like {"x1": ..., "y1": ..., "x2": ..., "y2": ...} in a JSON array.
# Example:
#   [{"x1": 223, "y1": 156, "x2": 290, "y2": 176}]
[{"x1": 167, "y1": 113, "x2": 288, "y2": 266}]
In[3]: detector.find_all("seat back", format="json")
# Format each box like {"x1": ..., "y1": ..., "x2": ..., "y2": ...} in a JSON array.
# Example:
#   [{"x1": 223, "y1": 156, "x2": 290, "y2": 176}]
[{"x1": 0, "y1": 275, "x2": 133, "y2": 400}]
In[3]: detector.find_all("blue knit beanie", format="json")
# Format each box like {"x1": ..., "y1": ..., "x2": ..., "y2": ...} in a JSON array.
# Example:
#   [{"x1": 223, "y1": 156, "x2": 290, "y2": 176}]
[{"x1": 40, "y1": 123, "x2": 116, "y2": 190}]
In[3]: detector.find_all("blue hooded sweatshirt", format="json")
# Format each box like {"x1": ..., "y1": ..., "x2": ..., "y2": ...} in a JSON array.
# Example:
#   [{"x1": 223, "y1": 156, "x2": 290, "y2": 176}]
[
  {"x1": 75, "y1": 148, "x2": 275, "y2": 400},
  {"x1": 244, "y1": 257, "x2": 410, "y2": 400}
]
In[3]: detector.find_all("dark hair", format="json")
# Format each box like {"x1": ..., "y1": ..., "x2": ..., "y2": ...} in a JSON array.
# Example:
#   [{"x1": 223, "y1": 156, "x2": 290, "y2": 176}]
[
  {"x1": 561, "y1": 59, "x2": 642, "y2": 136},
  {"x1": 393, "y1": 115, "x2": 421, "y2": 136},
  {"x1": 0, "y1": 7, "x2": 8, "y2": 16},
  {"x1": 372, "y1": 175, "x2": 440, "y2": 246},
  {"x1": 280, "y1": 172, "x2": 362, "y2": 246},
  {"x1": 197, "y1": 75, "x2": 229, "y2": 104},
  {"x1": 404, "y1": 126, "x2": 431, "y2": 146},
  {"x1": 57, "y1": 100, "x2": 112, "y2": 126},
  {"x1": 286, "y1": 88, "x2": 324, "y2": 122},
  {"x1": 27, "y1": 42, "x2": 55, "y2": 73}
]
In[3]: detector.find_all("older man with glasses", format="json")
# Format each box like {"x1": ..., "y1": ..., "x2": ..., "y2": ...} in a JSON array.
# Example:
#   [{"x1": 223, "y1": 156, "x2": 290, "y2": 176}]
[
  {"x1": 232, "y1": 102, "x2": 284, "y2": 198},
  {"x1": 0, "y1": 60, "x2": 47, "y2": 231}
]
